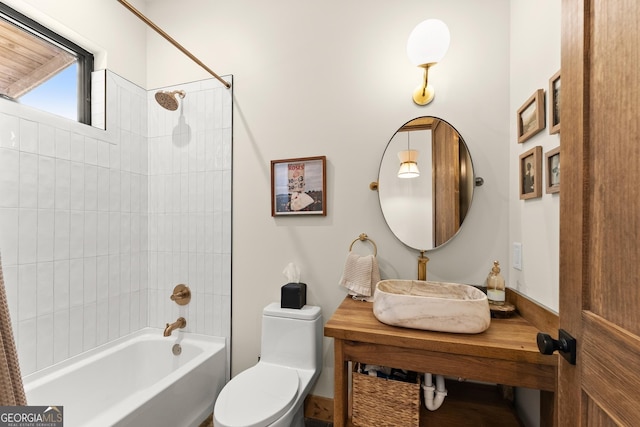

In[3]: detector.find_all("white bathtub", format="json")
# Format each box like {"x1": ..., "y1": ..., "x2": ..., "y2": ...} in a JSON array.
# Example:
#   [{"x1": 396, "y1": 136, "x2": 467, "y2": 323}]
[{"x1": 23, "y1": 328, "x2": 227, "y2": 427}]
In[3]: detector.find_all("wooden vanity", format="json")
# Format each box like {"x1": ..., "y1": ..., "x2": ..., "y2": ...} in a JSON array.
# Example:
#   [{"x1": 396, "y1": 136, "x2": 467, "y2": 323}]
[{"x1": 324, "y1": 291, "x2": 557, "y2": 426}]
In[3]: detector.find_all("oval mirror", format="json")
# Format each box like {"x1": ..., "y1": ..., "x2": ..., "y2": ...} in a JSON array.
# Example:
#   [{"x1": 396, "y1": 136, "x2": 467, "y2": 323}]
[{"x1": 377, "y1": 116, "x2": 475, "y2": 251}]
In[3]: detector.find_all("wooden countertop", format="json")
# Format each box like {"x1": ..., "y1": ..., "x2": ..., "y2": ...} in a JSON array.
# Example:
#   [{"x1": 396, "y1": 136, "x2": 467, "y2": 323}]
[{"x1": 325, "y1": 296, "x2": 556, "y2": 390}]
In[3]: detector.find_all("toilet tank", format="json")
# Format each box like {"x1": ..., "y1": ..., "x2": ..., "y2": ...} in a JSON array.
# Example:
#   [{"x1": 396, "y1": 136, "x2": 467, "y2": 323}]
[{"x1": 260, "y1": 303, "x2": 323, "y2": 371}]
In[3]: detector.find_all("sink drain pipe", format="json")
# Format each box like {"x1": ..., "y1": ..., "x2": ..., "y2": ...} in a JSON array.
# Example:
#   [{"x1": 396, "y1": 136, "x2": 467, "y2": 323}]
[{"x1": 422, "y1": 373, "x2": 447, "y2": 411}]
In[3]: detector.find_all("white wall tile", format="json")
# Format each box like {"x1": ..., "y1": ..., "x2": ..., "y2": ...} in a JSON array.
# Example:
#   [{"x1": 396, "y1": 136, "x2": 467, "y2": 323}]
[
  {"x1": 18, "y1": 209, "x2": 37, "y2": 264},
  {"x1": 97, "y1": 166, "x2": 110, "y2": 212},
  {"x1": 37, "y1": 209, "x2": 55, "y2": 263},
  {"x1": 53, "y1": 309, "x2": 69, "y2": 363},
  {"x1": 83, "y1": 256, "x2": 97, "y2": 304},
  {"x1": 38, "y1": 156, "x2": 55, "y2": 209},
  {"x1": 69, "y1": 133, "x2": 84, "y2": 163},
  {"x1": 108, "y1": 254, "x2": 120, "y2": 298},
  {"x1": 120, "y1": 171, "x2": 131, "y2": 213},
  {"x1": 38, "y1": 124, "x2": 55, "y2": 157},
  {"x1": 84, "y1": 137, "x2": 97, "y2": 165},
  {"x1": 55, "y1": 159, "x2": 70, "y2": 210},
  {"x1": 83, "y1": 211, "x2": 97, "y2": 258},
  {"x1": 118, "y1": 294, "x2": 130, "y2": 336},
  {"x1": 109, "y1": 170, "x2": 121, "y2": 212},
  {"x1": 84, "y1": 164, "x2": 98, "y2": 212},
  {"x1": 36, "y1": 262, "x2": 54, "y2": 316},
  {"x1": 82, "y1": 302, "x2": 96, "y2": 351},
  {"x1": 69, "y1": 162, "x2": 85, "y2": 211},
  {"x1": 54, "y1": 210, "x2": 70, "y2": 261},
  {"x1": 19, "y1": 152, "x2": 38, "y2": 208},
  {"x1": 96, "y1": 255, "x2": 109, "y2": 302},
  {"x1": 18, "y1": 318, "x2": 37, "y2": 375},
  {"x1": 96, "y1": 299, "x2": 109, "y2": 346},
  {"x1": 69, "y1": 211, "x2": 84, "y2": 259},
  {"x1": 36, "y1": 313, "x2": 54, "y2": 369},
  {"x1": 0, "y1": 149, "x2": 19, "y2": 208},
  {"x1": 68, "y1": 306, "x2": 83, "y2": 357},
  {"x1": 18, "y1": 263, "x2": 37, "y2": 321},
  {"x1": 0, "y1": 113, "x2": 19, "y2": 150},
  {"x1": 69, "y1": 258, "x2": 83, "y2": 308},
  {"x1": 0, "y1": 208, "x2": 19, "y2": 265},
  {"x1": 19, "y1": 119, "x2": 37, "y2": 154},
  {"x1": 97, "y1": 140, "x2": 110, "y2": 168},
  {"x1": 53, "y1": 260, "x2": 70, "y2": 312},
  {"x1": 55, "y1": 129, "x2": 70, "y2": 160},
  {"x1": 108, "y1": 295, "x2": 119, "y2": 341},
  {"x1": 109, "y1": 212, "x2": 120, "y2": 254},
  {"x1": 97, "y1": 212, "x2": 109, "y2": 256}
]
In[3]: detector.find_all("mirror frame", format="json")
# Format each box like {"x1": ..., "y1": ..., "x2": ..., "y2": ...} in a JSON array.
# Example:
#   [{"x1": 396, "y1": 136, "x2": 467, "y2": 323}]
[{"x1": 376, "y1": 116, "x2": 476, "y2": 251}]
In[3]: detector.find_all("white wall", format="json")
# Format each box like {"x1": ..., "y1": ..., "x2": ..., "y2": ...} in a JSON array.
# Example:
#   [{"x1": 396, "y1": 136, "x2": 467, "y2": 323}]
[
  {"x1": 509, "y1": 2, "x2": 561, "y2": 425},
  {"x1": 144, "y1": 0, "x2": 512, "y2": 397}
]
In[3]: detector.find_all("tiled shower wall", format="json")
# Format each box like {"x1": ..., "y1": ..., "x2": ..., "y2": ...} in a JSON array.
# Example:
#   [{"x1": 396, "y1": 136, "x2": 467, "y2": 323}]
[
  {"x1": 0, "y1": 71, "x2": 232, "y2": 376},
  {"x1": 146, "y1": 78, "x2": 232, "y2": 338}
]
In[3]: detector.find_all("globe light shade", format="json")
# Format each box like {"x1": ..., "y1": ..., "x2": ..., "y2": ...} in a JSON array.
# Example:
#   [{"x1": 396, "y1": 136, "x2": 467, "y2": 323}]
[{"x1": 407, "y1": 19, "x2": 450, "y2": 66}]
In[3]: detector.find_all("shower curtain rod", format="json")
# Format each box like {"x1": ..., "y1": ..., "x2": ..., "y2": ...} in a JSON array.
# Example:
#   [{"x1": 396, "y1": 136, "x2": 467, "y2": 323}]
[{"x1": 117, "y1": 0, "x2": 231, "y2": 89}]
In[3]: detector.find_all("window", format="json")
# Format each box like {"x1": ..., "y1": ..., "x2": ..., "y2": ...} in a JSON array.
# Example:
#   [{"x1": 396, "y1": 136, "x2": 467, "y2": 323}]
[{"x1": 0, "y1": 3, "x2": 93, "y2": 124}]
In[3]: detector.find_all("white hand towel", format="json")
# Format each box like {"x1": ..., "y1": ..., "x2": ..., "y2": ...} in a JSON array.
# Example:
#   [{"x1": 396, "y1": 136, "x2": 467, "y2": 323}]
[{"x1": 339, "y1": 252, "x2": 381, "y2": 299}]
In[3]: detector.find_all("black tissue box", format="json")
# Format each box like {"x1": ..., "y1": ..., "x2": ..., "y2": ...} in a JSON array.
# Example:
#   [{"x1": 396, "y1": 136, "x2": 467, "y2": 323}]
[{"x1": 281, "y1": 283, "x2": 307, "y2": 309}]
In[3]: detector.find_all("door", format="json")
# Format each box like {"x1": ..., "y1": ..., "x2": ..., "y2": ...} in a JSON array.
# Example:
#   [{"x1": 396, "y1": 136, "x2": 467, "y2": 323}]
[{"x1": 559, "y1": 0, "x2": 640, "y2": 425}]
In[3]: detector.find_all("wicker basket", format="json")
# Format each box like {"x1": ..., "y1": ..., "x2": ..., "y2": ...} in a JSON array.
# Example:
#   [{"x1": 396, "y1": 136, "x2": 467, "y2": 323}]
[{"x1": 352, "y1": 364, "x2": 421, "y2": 427}]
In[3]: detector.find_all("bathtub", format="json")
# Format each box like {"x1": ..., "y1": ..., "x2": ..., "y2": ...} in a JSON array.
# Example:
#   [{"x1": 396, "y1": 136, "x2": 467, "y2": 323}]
[{"x1": 23, "y1": 328, "x2": 227, "y2": 427}]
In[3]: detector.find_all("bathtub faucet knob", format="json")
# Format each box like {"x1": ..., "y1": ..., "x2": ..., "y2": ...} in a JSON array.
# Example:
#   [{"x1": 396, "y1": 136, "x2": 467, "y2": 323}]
[
  {"x1": 170, "y1": 284, "x2": 191, "y2": 305},
  {"x1": 164, "y1": 317, "x2": 187, "y2": 336}
]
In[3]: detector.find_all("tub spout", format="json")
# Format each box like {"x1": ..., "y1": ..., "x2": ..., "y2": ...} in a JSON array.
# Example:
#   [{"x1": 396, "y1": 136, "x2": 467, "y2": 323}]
[{"x1": 164, "y1": 317, "x2": 186, "y2": 336}]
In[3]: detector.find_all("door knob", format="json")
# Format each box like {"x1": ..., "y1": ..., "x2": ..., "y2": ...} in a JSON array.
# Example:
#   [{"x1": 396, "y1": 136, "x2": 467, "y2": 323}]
[{"x1": 536, "y1": 329, "x2": 577, "y2": 365}]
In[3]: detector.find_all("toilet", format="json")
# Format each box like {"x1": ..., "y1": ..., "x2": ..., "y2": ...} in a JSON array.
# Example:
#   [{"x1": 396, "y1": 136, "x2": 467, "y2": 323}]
[{"x1": 214, "y1": 303, "x2": 323, "y2": 427}]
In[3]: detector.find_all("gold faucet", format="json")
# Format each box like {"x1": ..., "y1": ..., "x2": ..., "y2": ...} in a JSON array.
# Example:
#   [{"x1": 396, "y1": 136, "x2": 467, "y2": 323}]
[
  {"x1": 418, "y1": 251, "x2": 429, "y2": 281},
  {"x1": 163, "y1": 317, "x2": 186, "y2": 336}
]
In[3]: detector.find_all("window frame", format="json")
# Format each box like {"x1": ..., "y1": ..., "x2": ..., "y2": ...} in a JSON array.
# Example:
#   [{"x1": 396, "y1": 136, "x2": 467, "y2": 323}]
[{"x1": 0, "y1": 2, "x2": 94, "y2": 124}]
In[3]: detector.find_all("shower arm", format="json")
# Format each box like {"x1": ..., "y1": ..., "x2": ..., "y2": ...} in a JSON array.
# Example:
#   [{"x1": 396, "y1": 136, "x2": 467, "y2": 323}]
[{"x1": 117, "y1": 0, "x2": 231, "y2": 89}]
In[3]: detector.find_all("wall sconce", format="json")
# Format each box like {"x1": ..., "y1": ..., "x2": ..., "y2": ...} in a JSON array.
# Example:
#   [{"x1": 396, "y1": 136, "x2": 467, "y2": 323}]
[
  {"x1": 407, "y1": 19, "x2": 450, "y2": 105},
  {"x1": 398, "y1": 132, "x2": 420, "y2": 178}
]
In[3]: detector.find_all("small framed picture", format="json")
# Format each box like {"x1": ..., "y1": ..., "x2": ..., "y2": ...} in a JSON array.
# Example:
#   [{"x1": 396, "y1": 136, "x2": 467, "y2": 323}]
[
  {"x1": 545, "y1": 146, "x2": 560, "y2": 194},
  {"x1": 549, "y1": 70, "x2": 561, "y2": 134},
  {"x1": 517, "y1": 89, "x2": 546, "y2": 143},
  {"x1": 519, "y1": 146, "x2": 542, "y2": 200},
  {"x1": 271, "y1": 156, "x2": 327, "y2": 216}
]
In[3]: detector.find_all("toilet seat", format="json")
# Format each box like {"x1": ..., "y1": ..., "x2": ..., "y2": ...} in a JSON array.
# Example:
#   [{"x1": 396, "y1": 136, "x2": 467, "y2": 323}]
[{"x1": 214, "y1": 363, "x2": 299, "y2": 427}]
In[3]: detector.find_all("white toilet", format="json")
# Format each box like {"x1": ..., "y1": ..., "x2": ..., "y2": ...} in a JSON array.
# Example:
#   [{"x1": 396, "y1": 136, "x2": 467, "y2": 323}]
[{"x1": 214, "y1": 303, "x2": 323, "y2": 427}]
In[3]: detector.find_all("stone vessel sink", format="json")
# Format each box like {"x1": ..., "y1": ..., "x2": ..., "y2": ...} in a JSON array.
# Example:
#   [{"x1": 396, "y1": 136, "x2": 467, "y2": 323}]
[{"x1": 373, "y1": 280, "x2": 490, "y2": 334}]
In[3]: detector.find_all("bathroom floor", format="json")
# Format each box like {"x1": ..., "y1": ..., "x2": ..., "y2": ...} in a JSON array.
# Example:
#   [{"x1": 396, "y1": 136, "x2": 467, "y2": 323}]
[{"x1": 200, "y1": 413, "x2": 332, "y2": 427}]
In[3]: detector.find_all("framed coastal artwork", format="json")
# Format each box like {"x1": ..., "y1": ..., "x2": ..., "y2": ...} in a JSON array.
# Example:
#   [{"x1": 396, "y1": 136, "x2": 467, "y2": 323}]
[
  {"x1": 517, "y1": 89, "x2": 545, "y2": 143},
  {"x1": 271, "y1": 156, "x2": 327, "y2": 216},
  {"x1": 519, "y1": 146, "x2": 542, "y2": 200},
  {"x1": 545, "y1": 146, "x2": 560, "y2": 194}
]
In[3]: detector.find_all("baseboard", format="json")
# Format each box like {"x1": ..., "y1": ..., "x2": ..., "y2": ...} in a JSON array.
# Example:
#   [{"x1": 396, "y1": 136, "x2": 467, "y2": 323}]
[{"x1": 304, "y1": 394, "x2": 334, "y2": 423}]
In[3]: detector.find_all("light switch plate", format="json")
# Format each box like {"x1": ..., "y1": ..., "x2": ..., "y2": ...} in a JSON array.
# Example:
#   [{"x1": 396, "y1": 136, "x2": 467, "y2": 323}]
[{"x1": 513, "y1": 242, "x2": 522, "y2": 270}]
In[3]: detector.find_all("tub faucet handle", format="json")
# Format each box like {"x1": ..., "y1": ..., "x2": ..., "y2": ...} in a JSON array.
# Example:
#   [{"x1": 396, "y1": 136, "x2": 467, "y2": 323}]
[
  {"x1": 164, "y1": 317, "x2": 187, "y2": 337},
  {"x1": 170, "y1": 284, "x2": 191, "y2": 305}
]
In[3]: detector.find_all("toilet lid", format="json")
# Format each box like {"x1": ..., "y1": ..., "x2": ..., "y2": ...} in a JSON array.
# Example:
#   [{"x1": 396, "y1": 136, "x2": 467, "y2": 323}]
[{"x1": 214, "y1": 364, "x2": 299, "y2": 427}]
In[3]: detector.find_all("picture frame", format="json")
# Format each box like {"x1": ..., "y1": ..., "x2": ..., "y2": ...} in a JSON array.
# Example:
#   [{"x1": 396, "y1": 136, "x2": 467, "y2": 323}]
[
  {"x1": 549, "y1": 70, "x2": 561, "y2": 134},
  {"x1": 519, "y1": 146, "x2": 542, "y2": 200},
  {"x1": 517, "y1": 89, "x2": 546, "y2": 143},
  {"x1": 271, "y1": 156, "x2": 327, "y2": 216},
  {"x1": 545, "y1": 146, "x2": 560, "y2": 194}
]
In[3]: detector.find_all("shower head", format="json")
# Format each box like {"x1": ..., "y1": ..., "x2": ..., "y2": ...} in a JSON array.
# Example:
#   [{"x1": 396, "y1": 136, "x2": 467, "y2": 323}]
[{"x1": 155, "y1": 90, "x2": 186, "y2": 111}]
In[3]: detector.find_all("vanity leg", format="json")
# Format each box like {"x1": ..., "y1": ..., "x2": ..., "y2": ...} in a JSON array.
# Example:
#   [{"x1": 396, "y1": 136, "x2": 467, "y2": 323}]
[
  {"x1": 540, "y1": 390, "x2": 556, "y2": 426},
  {"x1": 333, "y1": 339, "x2": 348, "y2": 427}
]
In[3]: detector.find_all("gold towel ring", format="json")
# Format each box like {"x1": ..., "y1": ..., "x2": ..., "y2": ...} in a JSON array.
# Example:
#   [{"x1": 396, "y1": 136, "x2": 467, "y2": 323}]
[{"x1": 348, "y1": 233, "x2": 377, "y2": 256}]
